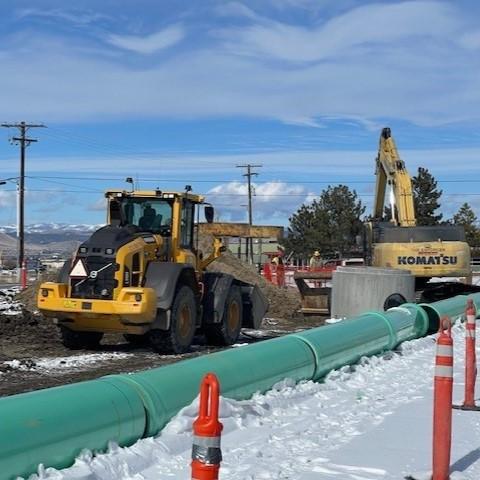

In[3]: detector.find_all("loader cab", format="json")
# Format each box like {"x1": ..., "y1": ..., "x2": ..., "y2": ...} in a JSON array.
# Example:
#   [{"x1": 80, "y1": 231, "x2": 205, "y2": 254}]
[{"x1": 106, "y1": 190, "x2": 213, "y2": 267}]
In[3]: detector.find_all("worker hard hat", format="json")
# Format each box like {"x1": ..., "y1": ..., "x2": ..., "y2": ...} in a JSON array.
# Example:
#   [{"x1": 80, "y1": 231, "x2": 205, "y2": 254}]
[{"x1": 314, "y1": 251, "x2": 320, "y2": 257}]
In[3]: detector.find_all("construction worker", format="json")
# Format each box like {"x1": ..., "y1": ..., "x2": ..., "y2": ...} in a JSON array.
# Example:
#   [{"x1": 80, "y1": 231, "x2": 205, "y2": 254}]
[
  {"x1": 309, "y1": 251, "x2": 323, "y2": 271},
  {"x1": 271, "y1": 247, "x2": 285, "y2": 266}
]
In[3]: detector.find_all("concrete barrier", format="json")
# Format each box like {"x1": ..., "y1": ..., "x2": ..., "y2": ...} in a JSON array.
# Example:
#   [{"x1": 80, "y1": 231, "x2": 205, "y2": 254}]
[{"x1": 331, "y1": 266, "x2": 415, "y2": 318}]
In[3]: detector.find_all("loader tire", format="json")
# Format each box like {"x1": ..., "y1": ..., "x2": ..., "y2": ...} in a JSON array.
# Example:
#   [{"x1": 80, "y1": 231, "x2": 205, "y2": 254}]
[
  {"x1": 60, "y1": 326, "x2": 103, "y2": 350},
  {"x1": 205, "y1": 286, "x2": 243, "y2": 346},
  {"x1": 149, "y1": 285, "x2": 196, "y2": 354}
]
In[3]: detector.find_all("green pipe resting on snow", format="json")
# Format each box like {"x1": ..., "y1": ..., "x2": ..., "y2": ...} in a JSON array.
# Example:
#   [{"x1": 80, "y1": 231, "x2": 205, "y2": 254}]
[
  {"x1": 419, "y1": 295, "x2": 469, "y2": 332},
  {"x1": 0, "y1": 295, "x2": 471, "y2": 479}
]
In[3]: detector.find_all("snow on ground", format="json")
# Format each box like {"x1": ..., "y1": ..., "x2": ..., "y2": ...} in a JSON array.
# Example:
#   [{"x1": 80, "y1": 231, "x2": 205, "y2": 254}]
[
  {"x1": 28, "y1": 322, "x2": 480, "y2": 480},
  {"x1": 0, "y1": 286, "x2": 22, "y2": 315},
  {"x1": 2, "y1": 353, "x2": 134, "y2": 373}
]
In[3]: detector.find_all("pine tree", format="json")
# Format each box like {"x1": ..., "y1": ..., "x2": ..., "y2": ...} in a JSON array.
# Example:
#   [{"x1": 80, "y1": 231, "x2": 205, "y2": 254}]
[
  {"x1": 282, "y1": 185, "x2": 365, "y2": 259},
  {"x1": 452, "y1": 203, "x2": 480, "y2": 246},
  {"x1": 412, "y1": 167, "x2": 442, "y2": 225}
]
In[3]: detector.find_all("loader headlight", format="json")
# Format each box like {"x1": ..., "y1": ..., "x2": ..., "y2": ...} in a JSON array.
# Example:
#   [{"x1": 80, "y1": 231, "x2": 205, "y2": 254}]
[
  {"x1": 41, "y1": 289, "x2": 49, "y2": 297},
  {"x1": 135, "y1": 293, "x2": 142, "y2": 302},
  {"x1": 105, "y1": 248, "x2": 115, "y2": 255}
]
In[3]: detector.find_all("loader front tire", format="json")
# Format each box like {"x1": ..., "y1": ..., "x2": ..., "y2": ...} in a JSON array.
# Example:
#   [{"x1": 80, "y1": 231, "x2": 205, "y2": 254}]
[
  {"x1": 60, "y1": 326, "x2": 103, "y2": 350},
  {"x1": 205, "y1": 286, "x2": 243, "y2": 346},
  {"x1": 149, "y1": 285, "x2": 197, "y2": 354}
]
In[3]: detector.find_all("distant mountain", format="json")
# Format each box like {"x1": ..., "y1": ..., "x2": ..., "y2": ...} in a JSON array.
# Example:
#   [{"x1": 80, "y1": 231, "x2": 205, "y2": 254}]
[
  {"x1": 0, "y1": 223, "x2": 102, "y2": 235},
  {"x1": 0, "y1": 223, "x2": 104, "y2": 254}
]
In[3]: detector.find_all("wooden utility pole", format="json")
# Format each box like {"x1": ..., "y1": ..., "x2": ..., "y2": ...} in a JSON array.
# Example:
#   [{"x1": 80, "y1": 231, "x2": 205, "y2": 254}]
[
  {"x1": 1, "y1": 122, "x2": 45, "y2": 270},
  {"x1": 236, "y1": 164, "x2": 262, "y2": 264}
]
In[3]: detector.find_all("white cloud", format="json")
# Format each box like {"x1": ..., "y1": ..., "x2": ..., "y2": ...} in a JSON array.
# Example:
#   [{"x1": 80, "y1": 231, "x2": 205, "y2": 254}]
[
  {"x1": 459, "y1": 30, "x2": 480, "y2": 50},
  {"x1": 16, "y1": 8, "x2": 110, "y2": 26},
  {"x1": 105, "y1": 24, "x2": 185, "y2": 54},
  {"x1": 218, "y1": 1, "x2": 459, "y2": 62},
  {"x1": 88, "y1": 197, "x2": 107, "y2": 212},
  {"x1": 0, "y1": 2, "x2": 479, "y2": 127},
  {"x1": 207, "y1": 180, "x2": 314, "y2": 221},
  {"x1": 0, "y1": 191, "x2": 16, "y2": 208},
  {"x1": 215, "y1": 2, "x2": 260, "y2": 20}
]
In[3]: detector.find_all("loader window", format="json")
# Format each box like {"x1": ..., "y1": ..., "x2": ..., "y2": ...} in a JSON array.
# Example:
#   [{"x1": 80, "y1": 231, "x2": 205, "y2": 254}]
[
  {"x1": 120, "y1": 198, "x2": 172, "y2": 234},
  {"x1": 180, "y1": 200, "x2": 195, "y2": 248}
]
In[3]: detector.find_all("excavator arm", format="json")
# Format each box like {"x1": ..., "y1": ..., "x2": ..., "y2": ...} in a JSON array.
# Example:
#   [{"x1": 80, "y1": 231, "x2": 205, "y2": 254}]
[{"x1": 373, "y1": 127, "x2": 416, "y2": 227}]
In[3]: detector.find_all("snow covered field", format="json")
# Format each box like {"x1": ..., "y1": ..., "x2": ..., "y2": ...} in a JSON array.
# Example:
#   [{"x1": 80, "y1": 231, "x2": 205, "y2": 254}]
[{"x1": 28, "y1": 323, "x2": 480, "y2": 480}]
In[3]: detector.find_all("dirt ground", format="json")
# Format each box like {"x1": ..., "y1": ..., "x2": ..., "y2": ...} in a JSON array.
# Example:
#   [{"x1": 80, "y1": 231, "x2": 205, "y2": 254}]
[{"x1": 0, "y1": 254, "x2": 326, "y2": 397}]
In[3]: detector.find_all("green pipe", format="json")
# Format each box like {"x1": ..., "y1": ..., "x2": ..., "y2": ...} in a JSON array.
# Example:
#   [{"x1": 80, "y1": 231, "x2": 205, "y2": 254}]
[
  {"x1": 384, "y1": 303, "x2": 430, "y2": 346},
  {"x1": 106, "y1": 335, "x2": 316, "y2": 436},
  {"x1": 293, "y1": 311, "x2": 394, "y2": 381},
  {"x1": 0, "y1": 294, "x2": 468, "y2": 479},
  {"x1": 419, "y1": 295, "x2": 468, "y2": 332},
  {"x1": 0, "y1": 379, "x2": 146, "y2": 480}
]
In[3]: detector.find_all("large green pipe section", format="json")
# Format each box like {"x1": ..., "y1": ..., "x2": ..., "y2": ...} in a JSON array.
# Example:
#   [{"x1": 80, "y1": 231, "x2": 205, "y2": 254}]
[
  {"x1": 105, "y1": 335, "x2": 316, "y2": 437},
  {"x1": 0, "y1": 295, "x2": 470, "y2": 479},
  {"x1": 420, "y1": 295, "x2": 468, "y2": 332},
  {"x1": 0, "y1": 378, "x2": 146, "y2": 480}
]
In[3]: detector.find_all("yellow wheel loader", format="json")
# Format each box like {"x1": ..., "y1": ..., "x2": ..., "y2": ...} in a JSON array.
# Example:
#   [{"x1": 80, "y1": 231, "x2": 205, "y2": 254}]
[{"x1": 38, "y1": 189, "x2": 268, "y2": 353}]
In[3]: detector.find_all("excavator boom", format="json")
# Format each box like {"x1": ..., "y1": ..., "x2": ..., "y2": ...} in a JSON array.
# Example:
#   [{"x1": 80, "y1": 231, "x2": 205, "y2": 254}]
[{"x1": 373, "y1": 127, "x2": 416, "y2": 227}]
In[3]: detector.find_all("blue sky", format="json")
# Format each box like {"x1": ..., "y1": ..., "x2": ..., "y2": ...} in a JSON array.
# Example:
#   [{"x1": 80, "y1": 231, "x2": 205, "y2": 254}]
[{"x1": 1, "y1": 0, "x2": 480, "y2": 227}]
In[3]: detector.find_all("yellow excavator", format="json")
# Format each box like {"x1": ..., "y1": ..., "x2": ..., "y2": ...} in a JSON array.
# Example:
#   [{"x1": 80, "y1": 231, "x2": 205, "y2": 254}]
[
  {"x1": 365, "y1": 127, "x2": 472, "y2": 296},
  {"x1": 38, "y1": 189, "x2": 268, "y2": 353}
]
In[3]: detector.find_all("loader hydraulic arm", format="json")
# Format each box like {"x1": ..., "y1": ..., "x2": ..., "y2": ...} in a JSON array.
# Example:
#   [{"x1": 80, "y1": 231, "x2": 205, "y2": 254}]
[
  {"x1": 199, "y1": 237, "x2": 225, "y2": 271},
  {"x1": 373, "y1": 127, "x2": 416, "y2": 227}
]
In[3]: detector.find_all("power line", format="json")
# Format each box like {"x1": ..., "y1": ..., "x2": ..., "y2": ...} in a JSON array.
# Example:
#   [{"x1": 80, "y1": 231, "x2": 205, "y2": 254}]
[
  {"x1": 24, "y1": 174, "x2": 480, "y2": 185},
  {"x1": 1, "y1": 122, "x2": 46, "y2": 269}
]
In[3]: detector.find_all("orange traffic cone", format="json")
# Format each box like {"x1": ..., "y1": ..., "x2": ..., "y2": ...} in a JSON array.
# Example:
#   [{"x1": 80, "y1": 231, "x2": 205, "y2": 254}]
[
  {"x1": 432, "y1": 316, "x2": 454, "y2": 480},
  {"x1": 191, "y1": 373, "x2": 223, "y2": 480},
  {"x1": 454, "y1": 299, "x2": 480, "y2": 411}
]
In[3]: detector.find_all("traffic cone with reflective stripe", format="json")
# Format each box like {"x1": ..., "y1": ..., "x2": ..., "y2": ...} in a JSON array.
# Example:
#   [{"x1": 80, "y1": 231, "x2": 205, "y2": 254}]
[
  {"x1": 463, "y1": 299, "x2": 477, "y2": 409},
  {"x1": 191, "y1": 373, "x2": 223, "y2": 480},
  {"x1": 432, "y1": 316, "x2": 453, "y2": 480}
]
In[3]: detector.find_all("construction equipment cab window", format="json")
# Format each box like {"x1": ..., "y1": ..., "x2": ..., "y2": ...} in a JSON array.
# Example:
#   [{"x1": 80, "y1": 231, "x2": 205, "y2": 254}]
[
  {"x1": 122, "y1": 198, "x2": 172, "y2": 234},
  {"x1": 181, "y1": 200, "x2": 194, "y2": 248}
]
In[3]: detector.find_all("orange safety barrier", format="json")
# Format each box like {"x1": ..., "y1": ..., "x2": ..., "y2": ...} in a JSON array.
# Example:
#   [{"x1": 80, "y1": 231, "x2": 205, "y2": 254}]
[
  {"x1": 432, "y1": 316, "x2": 454, "y2": 480},
  {"x1": 191, "y1": 373, "x2": 223, "y2": 480},
  {"x1": 21, "y1": 260, "x2": 27, "y2": 290},
  {"x1": 276, "y1": 263, "x2": 285, "y2": 287},
  {"x1": 263, "y1": 263, "x2": 272, "y2": 282}
]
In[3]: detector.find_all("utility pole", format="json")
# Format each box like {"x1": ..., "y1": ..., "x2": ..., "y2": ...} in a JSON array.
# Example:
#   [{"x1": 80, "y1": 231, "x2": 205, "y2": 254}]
[
  {"x1": 1, "y1": 122, "x2": 45, "y2": 272},
  {"x1": 236, "y1": 164, "x2": 262, "y2": 264}
]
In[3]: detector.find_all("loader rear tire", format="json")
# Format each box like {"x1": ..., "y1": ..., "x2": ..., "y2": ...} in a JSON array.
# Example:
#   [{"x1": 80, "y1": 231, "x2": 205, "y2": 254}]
[
  {"x1": 149, "y1": 285, "x2": 196, "y2": 354},
  {"x1": 60, "y1": 326, "x2": 103, "y2": 350},
  {"x1": 205, "y1": 286, "x2": 243, "y2": 346}
]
